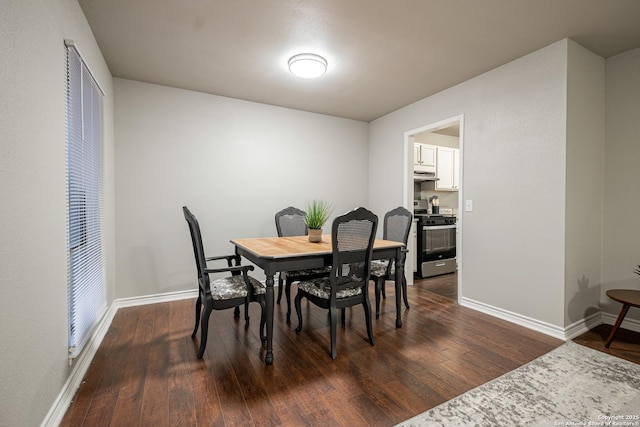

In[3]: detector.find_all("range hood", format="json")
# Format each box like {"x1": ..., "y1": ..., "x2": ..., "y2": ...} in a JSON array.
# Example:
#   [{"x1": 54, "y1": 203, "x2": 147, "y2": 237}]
[{"x1": 413, "y1": 172, "x2": 439, "y2": 182}]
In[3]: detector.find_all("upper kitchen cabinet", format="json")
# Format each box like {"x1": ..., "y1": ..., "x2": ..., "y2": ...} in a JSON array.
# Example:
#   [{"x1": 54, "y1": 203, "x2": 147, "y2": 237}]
[
  {"x1": 414, "y1": 143, "x2": 436, "y2": 173},
  {"x1": 435, "y1": 147, "x2": 460, "y2": 191}
]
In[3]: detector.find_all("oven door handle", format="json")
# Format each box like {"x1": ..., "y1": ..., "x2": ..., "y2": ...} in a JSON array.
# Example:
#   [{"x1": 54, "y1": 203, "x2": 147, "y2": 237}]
[{"x1": 423, "y1": 224, "x2": 456, "y2": 231}]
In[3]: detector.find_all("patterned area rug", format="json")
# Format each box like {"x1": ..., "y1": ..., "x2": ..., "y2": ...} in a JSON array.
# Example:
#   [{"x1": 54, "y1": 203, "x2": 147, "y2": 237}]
[{"x1": 397, "y1": 342, "x2": 640, "y2": 426}]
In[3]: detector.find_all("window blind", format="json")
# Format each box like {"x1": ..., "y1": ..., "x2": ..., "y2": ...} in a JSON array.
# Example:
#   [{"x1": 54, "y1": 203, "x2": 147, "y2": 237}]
[{"x1": 66, "y1": 42, "x2": 106, "y2": 359}]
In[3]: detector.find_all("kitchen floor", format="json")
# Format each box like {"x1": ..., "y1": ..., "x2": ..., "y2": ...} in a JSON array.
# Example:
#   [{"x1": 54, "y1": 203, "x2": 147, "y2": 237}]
[{"x1": 413, "y1": 271, "x2": 457, "y2": 300}]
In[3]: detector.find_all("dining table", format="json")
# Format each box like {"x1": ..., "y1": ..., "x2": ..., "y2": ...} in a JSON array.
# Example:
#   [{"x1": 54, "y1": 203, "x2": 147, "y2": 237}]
[{"x1": 231, "y1": 234, "x2": 406, "y2": 365}]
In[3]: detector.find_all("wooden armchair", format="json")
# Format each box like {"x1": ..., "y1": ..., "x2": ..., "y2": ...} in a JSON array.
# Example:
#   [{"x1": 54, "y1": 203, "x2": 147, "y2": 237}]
[{"x1": 183, "y1": 206, "x2": 265, "y2": 358}]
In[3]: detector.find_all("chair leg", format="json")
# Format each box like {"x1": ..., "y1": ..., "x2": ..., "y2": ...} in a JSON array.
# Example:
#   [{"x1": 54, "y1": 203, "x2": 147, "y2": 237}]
[
  {"x1": 330, "y1": 306, "x2": 338, "y2": 359},
  {"x1": 374, "y1": 278, "x2": 382, "y2": 319},
  {"x1": 341, "y1": 308, "x2": 346, "y2": 326},
  {"x1": 285, "y1": 278, "x2": 293, "y2": 322},
  {"x1": 294, "y1": 292, "x2": 304, "y2": 334},
  {"x1": 402, "y1": 275, "x2": 410, "y2": 309},
  {"x1": 244, "y1": 302, "x2": 251, "y2": 322},
  {"x1": 363, "y1": 298, "x2": 375, "y2": 346},
  {"x1": 192, "y1": 294, "x2": 202, "y2": 338},
  {"x1": 277, "y1": 273, "x2": 284, "y2": 304},
  {"x1": 196, "y1": 297, "x2": 213, "y2": 359},
  {"x1": 233, "y1": 306, "x2": 240, "y2": 318},
  {"x1": 381, "y1": 280, "x2": 386, "y2": 299}
]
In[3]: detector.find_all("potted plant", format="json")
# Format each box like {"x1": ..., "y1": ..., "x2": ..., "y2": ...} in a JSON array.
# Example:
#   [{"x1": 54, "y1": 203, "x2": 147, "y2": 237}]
[{"x1": 305, "y1": 200, "x2": 333, "y2": 242}]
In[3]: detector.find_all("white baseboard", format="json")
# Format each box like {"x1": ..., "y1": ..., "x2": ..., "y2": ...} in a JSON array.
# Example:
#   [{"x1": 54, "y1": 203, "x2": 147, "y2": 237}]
[
  {"x1": 564, "y1": 311, "x2": 603, "y2": 340},
  {"x1": 602, "y1": 311, "x2": 640, "y2": 333},
  {"x1": 115, "y1": 288, "x2": 198, "y2": 309},
  {"x1": 41, "y1": 289, "x2": 198, "y2": 427},
  {"x1": 564, "y1": 311, "x2": 640, "y2": 339},
  {"x1": 460, "y1": 297, "x2": 567, "y2": 340},
  {"x1": 41, "y1": 302, "x2": 118, "y2": 427},
  {"x1": 461, "y1": 297, "x2": 640, "y2": 341}
]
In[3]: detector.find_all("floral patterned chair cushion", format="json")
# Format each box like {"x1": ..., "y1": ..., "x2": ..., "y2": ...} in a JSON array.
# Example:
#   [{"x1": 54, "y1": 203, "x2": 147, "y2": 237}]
[
  {"x1": 297, "y1": 277, "x2": 363, "y2": 299},
  {"x1": 370, "y1": 259, "x2": 395, "y2": 277},
  {"x1": 210, "y1": 275, "x2": 266, "y2": 300}
]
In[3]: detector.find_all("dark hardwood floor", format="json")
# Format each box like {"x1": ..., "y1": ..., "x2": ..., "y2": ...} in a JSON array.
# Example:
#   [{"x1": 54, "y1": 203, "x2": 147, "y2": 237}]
[
  {"x1": 413, "y1": 272, "x2": 458, "y2": 301},
  {"x1": 573, "y1": 323, "x2": 640, "y2": 365},
  {"x1": 62, "y1": 275, "x2": 639, "y2": 427}
]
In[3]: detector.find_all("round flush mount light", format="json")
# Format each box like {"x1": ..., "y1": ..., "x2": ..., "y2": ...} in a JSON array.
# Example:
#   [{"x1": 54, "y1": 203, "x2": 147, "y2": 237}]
[{"x1": 288, "y1": 53, "x2": 328, "y2": 78}]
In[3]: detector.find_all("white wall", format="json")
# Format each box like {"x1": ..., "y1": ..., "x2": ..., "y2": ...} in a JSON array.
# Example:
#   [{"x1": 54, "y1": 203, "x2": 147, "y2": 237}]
[
  {"x1": 114, "y1": 79, "x2": 369, "y2": 298},
  {"x1": 370, "y1": 40, "x2": 569, "y2": 328},
  {"x1": 0, "y1": 1, "x2": 115, "y2": 425},
  {"x1": 564, "y1": 40, "x2": 605, "y2": 326},
  {"x1": 2, "y1": 4, "x2": 635, "y2": 419},
  {"x1": 602, "y1": 47, "x2": 640, "y2": 319}
]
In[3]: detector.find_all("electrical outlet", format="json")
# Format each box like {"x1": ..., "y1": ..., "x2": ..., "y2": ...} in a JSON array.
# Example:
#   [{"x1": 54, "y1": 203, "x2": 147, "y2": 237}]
[{"x1": 465, "y1": 200, "x2": 473, "y2": 212}]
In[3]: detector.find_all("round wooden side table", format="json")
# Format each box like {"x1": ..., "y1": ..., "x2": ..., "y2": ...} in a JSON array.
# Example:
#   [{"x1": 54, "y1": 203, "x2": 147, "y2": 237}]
[{"x1": 605, "y1": 289, "x2": 640, "y2": 348}]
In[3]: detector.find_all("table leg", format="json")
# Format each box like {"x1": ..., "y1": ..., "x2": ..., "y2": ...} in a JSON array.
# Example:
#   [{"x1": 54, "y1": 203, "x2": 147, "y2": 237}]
[
  {"x1": 605, "y1": 303, "x2": 630, "y2": 348},
  {"x1": 264, "y1": 275, "x2": 275, "y2": 364},
  {"x1": 395, "y1": 250, "x2": 405, "y2": 328}
]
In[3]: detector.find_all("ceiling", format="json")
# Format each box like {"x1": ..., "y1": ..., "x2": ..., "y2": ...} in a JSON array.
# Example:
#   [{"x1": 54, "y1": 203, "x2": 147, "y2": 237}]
[{"x1": 78, "y1": 0, "x2": 640, "y2": 122}]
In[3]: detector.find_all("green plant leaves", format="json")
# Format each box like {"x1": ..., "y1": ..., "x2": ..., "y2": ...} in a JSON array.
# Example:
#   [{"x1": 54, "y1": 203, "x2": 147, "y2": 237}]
[{"x1": 305, "y1": 200, "x2": 334, "y2": 230}]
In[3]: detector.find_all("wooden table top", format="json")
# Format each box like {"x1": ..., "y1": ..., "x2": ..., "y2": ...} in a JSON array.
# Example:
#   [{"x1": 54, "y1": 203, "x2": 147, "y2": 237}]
[
  {"x1": 231, "y1": 235, "x2": 403, "y2": 259},
  {"x1": 606, "y1": 289, "x2": 640, "y2": 307}
]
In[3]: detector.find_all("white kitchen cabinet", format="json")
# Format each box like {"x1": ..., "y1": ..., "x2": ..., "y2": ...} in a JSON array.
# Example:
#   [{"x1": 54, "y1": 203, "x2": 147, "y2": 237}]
[
  {"x1": 453, "y1": 148, "x2": 460, "y2": 190},
  {"x1": 410, "y1": 219, "x2": 418, "y2": 273},
  {"x1": 435, "y1": 147, "x2": 460, "y2": 191},
  {"x1": 414, "y1": 143, "x2": 436, "y2": 173}
]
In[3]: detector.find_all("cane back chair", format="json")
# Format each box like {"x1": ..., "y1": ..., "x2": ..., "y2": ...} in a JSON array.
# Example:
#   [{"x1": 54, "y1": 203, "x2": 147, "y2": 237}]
[
  {"x1": 183, "y1": 206, "x2": 266, "y2": 358},
  {"x1": 370, "y1": 206, "x2": 413, "y2": 319},
  {"x1": 294, "y1": 207, "x2": 378, "y2": 359},
  {"x1": 275, "y1": 206, "x2": 330, "y2": 321}
]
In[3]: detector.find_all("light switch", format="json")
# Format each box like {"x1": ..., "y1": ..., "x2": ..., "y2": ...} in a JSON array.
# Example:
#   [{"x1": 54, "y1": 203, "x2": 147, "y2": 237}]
[{"x1": 465, "y1": 200, "x2": 473, "y2": 212}]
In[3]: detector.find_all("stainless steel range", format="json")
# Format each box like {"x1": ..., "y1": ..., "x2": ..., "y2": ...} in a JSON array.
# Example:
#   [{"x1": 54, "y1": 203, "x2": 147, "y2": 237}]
[{"x1": 414, "y1": 209, "x2": 457, "y2": 278}]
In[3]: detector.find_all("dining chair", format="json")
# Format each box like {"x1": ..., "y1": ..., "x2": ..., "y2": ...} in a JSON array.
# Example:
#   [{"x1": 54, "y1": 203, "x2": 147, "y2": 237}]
[
  {"x1": 275, "y1": 206, "x2": 331, "y2": 321},
  {"x1": 294, "y1": 207, "x2": 378, "y2": 359},
  {"x1": 370, "y1": 206, "x2": 413, "y2": 319},
  {"x1": 183, "y1": 206, "x2": 266, "y2": 359}
]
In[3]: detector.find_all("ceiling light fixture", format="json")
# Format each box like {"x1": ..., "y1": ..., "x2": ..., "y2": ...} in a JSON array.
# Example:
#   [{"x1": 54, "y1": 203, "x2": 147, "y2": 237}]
[{"x1": 288, "y1": 53, "x2": 327, "y2": 79}]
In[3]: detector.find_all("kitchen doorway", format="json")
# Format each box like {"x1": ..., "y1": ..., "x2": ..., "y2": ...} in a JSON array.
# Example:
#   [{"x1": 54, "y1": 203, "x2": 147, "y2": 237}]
[{"x1": 405, "y1": 115, "x2": 463, "y2": 302}]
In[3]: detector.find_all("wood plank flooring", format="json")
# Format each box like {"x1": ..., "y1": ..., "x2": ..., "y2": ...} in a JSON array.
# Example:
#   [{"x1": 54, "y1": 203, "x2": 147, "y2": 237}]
[
  {"x1": 573, "y1": 323, "x2": 640, "y2": 365},
  {"x1": 413, "y1": 272, "x2": 458, "y2": 301},
  {"x1": 61, "y1": 279, "x2": 576, "y2": 426}
]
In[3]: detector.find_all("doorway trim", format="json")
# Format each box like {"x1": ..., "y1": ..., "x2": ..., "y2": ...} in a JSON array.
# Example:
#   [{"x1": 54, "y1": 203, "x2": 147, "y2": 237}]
[{"x1": 404, "y1": 114, "x2": 464, "y2": 302}]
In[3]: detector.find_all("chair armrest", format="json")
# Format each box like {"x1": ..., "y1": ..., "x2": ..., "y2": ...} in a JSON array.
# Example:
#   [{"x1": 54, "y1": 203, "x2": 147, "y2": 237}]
[
  {"x1": 204, "y1": 264, "x2": 254, "y2": 275},
  {"x1": 205, "y1": 254, "x2": 241, "y2": 267}
]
